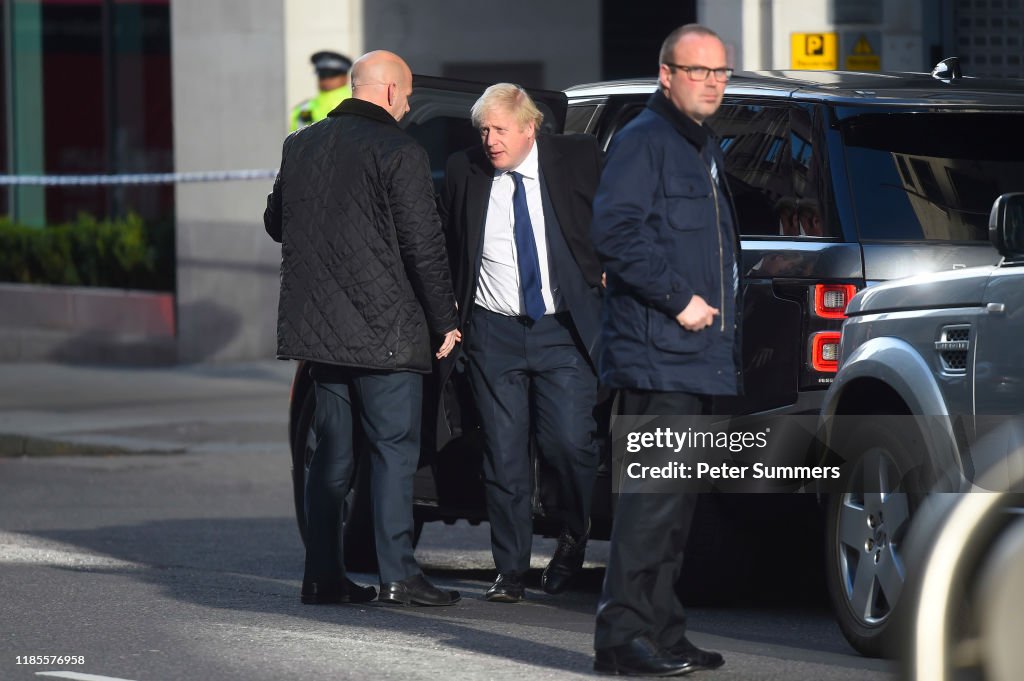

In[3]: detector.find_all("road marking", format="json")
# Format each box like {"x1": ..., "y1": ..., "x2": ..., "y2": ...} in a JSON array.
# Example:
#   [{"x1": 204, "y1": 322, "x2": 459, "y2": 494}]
[{"x1": 36, "y1": 673, "x2": 141, "y2": 681}]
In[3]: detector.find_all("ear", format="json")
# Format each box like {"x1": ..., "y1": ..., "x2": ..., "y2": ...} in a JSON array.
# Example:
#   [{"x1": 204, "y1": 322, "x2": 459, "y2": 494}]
[
  {"x1": 658, "y1": 63, "x2": 672, "y2": 90},
  {"x1": 387, "y1": 82, "x2": 396, "y2": 106}
]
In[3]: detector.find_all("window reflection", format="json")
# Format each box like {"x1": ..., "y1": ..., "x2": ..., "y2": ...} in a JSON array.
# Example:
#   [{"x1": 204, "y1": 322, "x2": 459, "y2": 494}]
[
  {"x1": 842, "y1": 113, "x2": 1024, "y2": 241},
  {"x1": 710, "y1": 103, "x2": 831, "y2": 238},
  {"x1": 1, "y1": 0, "x2": 173, "y2": 225}
]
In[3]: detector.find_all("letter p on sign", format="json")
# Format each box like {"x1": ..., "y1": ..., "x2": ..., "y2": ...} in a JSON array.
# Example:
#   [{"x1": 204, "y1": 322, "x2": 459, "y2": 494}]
[{"x1": 806, "y1": 34, "x2": 825, "y2": 55}]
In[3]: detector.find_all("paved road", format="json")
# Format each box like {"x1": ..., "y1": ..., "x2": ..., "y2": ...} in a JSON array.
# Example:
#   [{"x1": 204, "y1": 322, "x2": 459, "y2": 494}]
[
  {"x1": 0, "y1": 361, "x2": 896, "y2": 680},
  {"x1": 1, "y1": 449, "x2": 895, "y2": 681}
]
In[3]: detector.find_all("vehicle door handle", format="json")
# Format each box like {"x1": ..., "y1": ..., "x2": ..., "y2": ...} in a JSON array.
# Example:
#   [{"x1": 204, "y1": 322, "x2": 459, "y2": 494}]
[{"x1": 986, "y1": 303, "x2": 1006, "y2": 315}]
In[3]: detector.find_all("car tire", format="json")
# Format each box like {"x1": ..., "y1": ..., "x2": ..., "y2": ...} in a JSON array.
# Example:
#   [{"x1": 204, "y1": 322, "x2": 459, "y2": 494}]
[
  {"x1": 289, "y1": 381, "x2": 422, "y2": 574},
  {"x1": 825, "y1": 417, "x2": 929, "y2": 658}
]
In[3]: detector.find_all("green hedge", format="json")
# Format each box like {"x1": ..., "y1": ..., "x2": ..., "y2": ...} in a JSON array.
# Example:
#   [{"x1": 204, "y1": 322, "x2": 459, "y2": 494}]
[{"x1": 0, "y1": 213, "x2": 174, "y2": 291}]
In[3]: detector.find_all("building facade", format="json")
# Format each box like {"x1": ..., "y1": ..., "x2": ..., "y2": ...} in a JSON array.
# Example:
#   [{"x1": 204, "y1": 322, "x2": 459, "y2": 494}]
[{"x1": 1, "y1": 0, "x2": 1019, "y2": 362}]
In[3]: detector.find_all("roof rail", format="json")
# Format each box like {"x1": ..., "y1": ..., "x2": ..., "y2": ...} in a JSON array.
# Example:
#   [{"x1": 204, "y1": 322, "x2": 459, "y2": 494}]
[{"x1": 931, "y1": 57, "x2": 962, "y2": 83}]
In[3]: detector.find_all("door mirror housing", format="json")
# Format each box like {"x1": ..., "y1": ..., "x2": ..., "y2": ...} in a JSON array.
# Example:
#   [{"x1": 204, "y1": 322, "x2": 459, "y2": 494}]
[{"x1": 989, "y1": 193, "x2": 1024, "y2": 262}]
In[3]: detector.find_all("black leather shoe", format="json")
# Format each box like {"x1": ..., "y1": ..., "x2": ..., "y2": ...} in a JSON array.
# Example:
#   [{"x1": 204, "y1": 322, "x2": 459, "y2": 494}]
[
  {"x1": 665, "y1": 637, "x2": 724, "y2": 671},
  {"x1": 301, "y1": 577, "x2": 377, "y2": 605},
  {"x1": 541, "y1": 527, "x2": 587, "y2": 594},
  {"x1": 378, "y1": 573, "x2": 460, "y2": 606},
  {"x1": 594, "y1": 636, "x2": 698, "y2": 677},
  {"x1": 484, "y1": 573, "x2": 525, "y2": 603}
]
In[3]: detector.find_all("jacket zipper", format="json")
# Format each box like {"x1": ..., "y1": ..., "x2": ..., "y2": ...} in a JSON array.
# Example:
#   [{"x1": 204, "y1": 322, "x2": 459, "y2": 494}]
[{"x1": 704, "y1": 161, "x2": 726, "y2": 332}]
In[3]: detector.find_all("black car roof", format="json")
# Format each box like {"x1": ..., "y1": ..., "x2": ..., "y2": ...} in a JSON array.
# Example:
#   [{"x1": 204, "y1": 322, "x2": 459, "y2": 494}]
[{"x1": 565, "y1": 70, "x2": 1024, "y2": 109}]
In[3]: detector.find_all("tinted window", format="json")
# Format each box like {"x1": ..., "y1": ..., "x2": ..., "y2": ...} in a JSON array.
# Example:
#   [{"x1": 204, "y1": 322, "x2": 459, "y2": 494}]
[
  {"x1": 565, "y1": 104, "x2": 599, "y2": 134},
  {"x1": 711, "y1": 103, "x2": 831, "y2": 238},
  {"x1": 842, "y1": 113, "x2": 1024, "y2": 241}
]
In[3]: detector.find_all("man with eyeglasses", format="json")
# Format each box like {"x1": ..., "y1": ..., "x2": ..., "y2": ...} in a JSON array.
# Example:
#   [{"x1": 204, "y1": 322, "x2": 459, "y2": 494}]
[{"x1": 590, "y1": 24, "x2": 740, "y2": 676}]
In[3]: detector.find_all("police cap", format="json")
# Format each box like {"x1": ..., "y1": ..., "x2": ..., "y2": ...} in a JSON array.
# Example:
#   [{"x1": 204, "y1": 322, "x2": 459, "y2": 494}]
[{"x1": 311, "y1": 51, "x2": 352, "y2": 78}]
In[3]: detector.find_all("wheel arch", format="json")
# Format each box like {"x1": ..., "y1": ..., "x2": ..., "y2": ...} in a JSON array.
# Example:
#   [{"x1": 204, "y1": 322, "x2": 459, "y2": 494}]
[{"x1": 822, "y1": 336, "x2": 965, "y2": 491}]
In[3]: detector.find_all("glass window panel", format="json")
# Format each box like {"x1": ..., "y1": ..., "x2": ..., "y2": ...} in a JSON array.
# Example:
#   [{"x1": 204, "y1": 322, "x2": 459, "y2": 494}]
[{"x1": 842, "y1": 113, "x2": 1024, "y2": 241}]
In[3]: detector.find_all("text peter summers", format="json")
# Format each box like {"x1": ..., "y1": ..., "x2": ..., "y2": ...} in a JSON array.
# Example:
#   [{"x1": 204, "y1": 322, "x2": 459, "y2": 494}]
[
  {"x1": 622, "y1": 426, "x2": 841, "y2": 482},
  {"x1": 626, "y1": 460, "x2": 841, "y2": 481}
]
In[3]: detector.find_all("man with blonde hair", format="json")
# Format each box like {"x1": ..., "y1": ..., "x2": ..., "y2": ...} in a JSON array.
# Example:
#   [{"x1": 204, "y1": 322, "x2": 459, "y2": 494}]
[{"x1": 439, "y1": 83, "x2": 604, "y2": 603}]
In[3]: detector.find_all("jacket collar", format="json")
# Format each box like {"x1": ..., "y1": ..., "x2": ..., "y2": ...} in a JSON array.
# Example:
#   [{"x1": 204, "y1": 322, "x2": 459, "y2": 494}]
[
  {"x1": 646, "y1": 90, "x2": 712, "y2": 150},
  {"x1": 327, "y1": 98, "x2": 399, "y2": 127}
]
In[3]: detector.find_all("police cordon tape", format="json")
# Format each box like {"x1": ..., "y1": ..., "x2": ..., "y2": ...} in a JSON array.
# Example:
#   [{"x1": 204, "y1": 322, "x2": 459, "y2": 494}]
[{"x1": 0, "y1": 169, "x2": 278, "y2": 186}]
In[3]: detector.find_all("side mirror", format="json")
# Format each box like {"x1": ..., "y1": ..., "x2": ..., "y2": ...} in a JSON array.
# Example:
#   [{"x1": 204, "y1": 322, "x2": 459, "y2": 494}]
[{"x1": 988, "y1": 193, "x2": 1024, "y2": 262}]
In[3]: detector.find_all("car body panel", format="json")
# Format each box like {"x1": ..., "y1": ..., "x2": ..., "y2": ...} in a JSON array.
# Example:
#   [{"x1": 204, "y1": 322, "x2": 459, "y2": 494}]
[{"x1": 846, "y1": 267, "x2": 991, "y2": 315}]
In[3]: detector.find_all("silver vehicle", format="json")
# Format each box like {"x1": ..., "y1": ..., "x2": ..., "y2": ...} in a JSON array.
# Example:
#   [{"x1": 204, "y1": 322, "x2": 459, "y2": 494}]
[{"x1": 821, "y1": 193, "x2": 1024, "y2": 657}]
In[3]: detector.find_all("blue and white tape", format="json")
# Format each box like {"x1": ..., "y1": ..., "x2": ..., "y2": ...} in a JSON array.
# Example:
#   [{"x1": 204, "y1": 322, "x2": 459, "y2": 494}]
[{"x1": 0, "y1": 169, "x2": 278, "y2": 186}]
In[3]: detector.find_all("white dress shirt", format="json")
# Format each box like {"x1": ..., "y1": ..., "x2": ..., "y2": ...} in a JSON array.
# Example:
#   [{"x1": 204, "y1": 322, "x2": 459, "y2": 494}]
[{"x1": 475, "y1": 140, "x2": 562, "y2": 316}]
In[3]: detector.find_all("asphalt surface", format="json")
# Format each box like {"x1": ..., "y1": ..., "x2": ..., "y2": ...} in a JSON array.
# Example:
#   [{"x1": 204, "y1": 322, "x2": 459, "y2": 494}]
[{"x1": 0, "y1": 360, "x2": 897, "y2": 681}]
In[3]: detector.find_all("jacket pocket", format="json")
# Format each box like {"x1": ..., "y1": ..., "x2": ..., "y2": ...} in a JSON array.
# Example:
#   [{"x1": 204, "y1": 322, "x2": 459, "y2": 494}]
[
  {"x1": 663, "y1": 174, "x2": 712, "y2": 231},
  {"x1": 647, "y1": 306, "x2": 713, "y2": 355}
]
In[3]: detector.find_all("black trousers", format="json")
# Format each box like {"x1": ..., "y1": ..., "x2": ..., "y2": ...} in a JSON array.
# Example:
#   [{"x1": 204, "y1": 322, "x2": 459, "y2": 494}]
[
  {"x1": 304, "y1": 369, "x2": 422, "y2": 585},
  {"x1": 466, "y1": 306, "x2": 600, "y2": 575},
  {"x1": 594, "y1": 389, "x2": 711, "y2": 650}
]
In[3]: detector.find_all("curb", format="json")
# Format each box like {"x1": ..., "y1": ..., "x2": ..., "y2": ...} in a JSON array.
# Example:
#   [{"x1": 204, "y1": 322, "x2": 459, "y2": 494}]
[{"x1": 0, "y1": 433, "x2": 183, "y2": 458}]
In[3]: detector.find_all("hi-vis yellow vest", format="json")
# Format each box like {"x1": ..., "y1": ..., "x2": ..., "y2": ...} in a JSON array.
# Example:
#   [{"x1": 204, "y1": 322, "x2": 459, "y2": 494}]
[{"x1": 289, "y1": 85, "x2": 352, "y2": 131}]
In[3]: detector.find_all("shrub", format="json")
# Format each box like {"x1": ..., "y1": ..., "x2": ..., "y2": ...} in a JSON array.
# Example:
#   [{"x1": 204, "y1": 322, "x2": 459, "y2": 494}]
[{"x1": 0, "y1": 213, "x2": 174, "y2": 291}]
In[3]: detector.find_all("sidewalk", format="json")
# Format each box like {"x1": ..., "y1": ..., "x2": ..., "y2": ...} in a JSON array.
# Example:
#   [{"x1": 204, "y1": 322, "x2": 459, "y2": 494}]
[{"x1": 0, "y1": 360, "x2": 295, "y2": 457}]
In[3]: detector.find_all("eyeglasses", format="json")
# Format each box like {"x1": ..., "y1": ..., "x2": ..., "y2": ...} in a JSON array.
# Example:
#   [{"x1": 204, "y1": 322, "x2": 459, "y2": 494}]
[{"x1": 663, "y1": 63, "x2": 734, "y2": 83}]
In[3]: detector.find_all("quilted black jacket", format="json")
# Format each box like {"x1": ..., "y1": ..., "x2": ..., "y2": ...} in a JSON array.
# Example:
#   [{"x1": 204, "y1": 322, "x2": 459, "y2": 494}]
[{"x1": 264, "y1": 98, "x2": 458, "y2": 373}]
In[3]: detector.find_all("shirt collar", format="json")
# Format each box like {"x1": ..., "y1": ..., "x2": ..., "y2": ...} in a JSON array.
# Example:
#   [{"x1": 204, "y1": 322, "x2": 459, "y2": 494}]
[{"x1": 492, "y1": 138, "x2": 539, "y2": 181}]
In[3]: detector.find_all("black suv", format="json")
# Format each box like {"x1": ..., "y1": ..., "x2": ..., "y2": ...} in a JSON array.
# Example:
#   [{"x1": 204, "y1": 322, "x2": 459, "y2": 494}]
[{"x1": 285, "y1": 64, "x2": 1024, "y2": 656}]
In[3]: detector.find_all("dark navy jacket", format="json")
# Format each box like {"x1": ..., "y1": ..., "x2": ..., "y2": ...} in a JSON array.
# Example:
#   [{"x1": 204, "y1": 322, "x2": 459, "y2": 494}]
[{"x1": 591, "y1": 91, "x2": 742, "y2": 395}]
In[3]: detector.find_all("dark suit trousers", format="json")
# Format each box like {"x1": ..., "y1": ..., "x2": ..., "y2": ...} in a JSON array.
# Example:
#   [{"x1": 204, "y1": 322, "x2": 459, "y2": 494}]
[
  {"x1": 594, "y1": 390, "x2": 710, "y2": 651},
  {"x1": 466, "y1": 306, "x2": 600, "y2": 575},
  {"x1": 304, "y1": 370, "x2": 422, "y2": 585}
]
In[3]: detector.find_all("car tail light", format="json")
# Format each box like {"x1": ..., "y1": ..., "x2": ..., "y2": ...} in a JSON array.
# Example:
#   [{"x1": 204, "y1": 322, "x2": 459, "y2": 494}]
[
  {"x1": 811, "y1": 332, "x2": 842, "y2": 372},
  {"x1": 814, "y1": 284, "x2": 857, "y2": 319}
]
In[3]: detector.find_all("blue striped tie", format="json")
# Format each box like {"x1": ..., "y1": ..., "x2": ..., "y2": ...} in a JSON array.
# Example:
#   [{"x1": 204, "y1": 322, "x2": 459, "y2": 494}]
[{"x1": 509, "y1": 171, "x2": 546, "y2": 321}]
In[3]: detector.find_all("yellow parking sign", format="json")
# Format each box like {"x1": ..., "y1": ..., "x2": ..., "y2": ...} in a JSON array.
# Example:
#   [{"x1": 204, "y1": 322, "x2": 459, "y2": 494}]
[{"x1": 791, "y1": 32, "x2": 838, "y2": 70}]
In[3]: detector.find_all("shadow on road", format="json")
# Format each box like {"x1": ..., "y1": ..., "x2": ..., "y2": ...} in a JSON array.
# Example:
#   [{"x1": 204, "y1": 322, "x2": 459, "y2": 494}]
[{"x1": 21, "y1": 510, "x2": 862, "y2": 676}]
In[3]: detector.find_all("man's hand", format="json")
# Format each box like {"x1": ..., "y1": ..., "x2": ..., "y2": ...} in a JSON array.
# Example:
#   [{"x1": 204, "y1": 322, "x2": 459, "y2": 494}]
[
  {"x1": 676, "y1": 295, "x2": 719, "y2": 332},
  {"x1": 436, "y1": 329, "x2": 462, "y2": 359}
]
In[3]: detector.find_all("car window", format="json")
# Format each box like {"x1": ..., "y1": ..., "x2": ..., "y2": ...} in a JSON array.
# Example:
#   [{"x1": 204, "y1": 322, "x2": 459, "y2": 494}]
[
  {"x1": 565, "y1": 104, "x2": 599, "y2": 134},
  {"x1": 710, "y1": 103, "x2": 833, "y2": 238},
  {"x1": 842, "y1": 113, "x2": 1024, "y2": 242}
]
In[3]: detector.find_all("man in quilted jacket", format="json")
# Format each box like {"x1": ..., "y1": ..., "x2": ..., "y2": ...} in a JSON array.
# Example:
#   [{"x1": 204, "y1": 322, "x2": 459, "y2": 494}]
[{"x1": 265, "y1": 51, "x2": 462, "y2": 607}]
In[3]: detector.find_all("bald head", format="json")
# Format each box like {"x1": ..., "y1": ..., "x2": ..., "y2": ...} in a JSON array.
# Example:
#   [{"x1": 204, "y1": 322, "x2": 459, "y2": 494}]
[{"x1": 351, "y1": 50, "x2": 413, "y2": 121}]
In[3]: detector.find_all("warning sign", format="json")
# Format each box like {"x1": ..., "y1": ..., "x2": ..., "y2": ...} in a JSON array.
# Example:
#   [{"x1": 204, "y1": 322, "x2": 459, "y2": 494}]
[
  {"x1": 791, "y1": 33, "x2": 838, "y2": 70},
  {"x1": 842, "y1": 32, "x2": 881, "y2": 71}
]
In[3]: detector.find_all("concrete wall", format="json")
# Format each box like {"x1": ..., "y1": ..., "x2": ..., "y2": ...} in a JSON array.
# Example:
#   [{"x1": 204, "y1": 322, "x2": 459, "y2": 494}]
[
  {"x1": 699, "y1": 0, "x2": 774, "y2": 71},
  {"x1": 171, "y1": 0, "x2": 287, "y2": 363},
  {"x1": 363, "y1": 0, "x2": 601, "y2": 89},
  {"x1": 283, "y1": 0, "x2": 363, "y2": 134},
  {"x1": 705, "y1": 0, "x2": 926, "y2": 71},
  {"x1": 0, "y1": 284, "x2": 176, "y2": 364}
]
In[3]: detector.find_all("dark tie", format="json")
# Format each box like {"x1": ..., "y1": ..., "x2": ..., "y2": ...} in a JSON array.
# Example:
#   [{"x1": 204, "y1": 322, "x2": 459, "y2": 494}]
[{"x1": 509, "y1": 171, "x2": 546, "y2": 321}]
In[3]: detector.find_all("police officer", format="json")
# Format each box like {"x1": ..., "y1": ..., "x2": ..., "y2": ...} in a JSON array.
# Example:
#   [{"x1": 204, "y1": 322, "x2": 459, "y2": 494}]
[{"x1": 290, "y1": 51, "x2": 353, "y2": 131}]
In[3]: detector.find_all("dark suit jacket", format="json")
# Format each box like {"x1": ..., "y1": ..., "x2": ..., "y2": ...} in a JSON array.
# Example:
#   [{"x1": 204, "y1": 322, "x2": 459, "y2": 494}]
[{"x1": 436, "y1": 133, "x2": 603, "y2": 447}]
